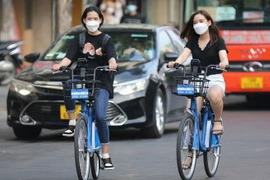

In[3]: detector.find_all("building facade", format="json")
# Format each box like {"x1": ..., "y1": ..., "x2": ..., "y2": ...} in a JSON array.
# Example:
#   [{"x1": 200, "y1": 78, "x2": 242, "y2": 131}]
[{"x1": 0, "y1": 0, "x2": 185, "y2": 56}]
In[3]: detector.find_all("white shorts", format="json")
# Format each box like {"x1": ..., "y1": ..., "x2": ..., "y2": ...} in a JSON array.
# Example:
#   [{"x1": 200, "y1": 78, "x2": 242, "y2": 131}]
[{"x1": 206, "y1": 74, "x2": 226, "y2": 95}]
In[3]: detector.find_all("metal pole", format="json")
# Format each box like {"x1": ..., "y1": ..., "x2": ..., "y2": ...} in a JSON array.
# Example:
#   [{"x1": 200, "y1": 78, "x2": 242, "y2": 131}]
[
  {"x1": 52, "y1": 0, "x2": 57, "y2": 41},
  {"x1": 0, "y1": 0, "x2": 2, "y2": 38}
]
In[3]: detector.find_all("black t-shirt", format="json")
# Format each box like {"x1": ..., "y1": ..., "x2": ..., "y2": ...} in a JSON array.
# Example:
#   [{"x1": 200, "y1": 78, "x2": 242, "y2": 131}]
[
  {"x1": 185, "y1": 36, "x2": 228, "y2": 75},
  {"x1": 120, "y1": 13, "x2": 144, "y2": 23},
  {"x1": 65, "y1": 32, "x2": 117, "y2": 98}
]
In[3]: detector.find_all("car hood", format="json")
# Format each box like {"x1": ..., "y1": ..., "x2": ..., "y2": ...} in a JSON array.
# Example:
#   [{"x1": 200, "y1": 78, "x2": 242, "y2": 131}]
[{"x1": 16, "y1": 60, "x2": 153, "y2": 85}]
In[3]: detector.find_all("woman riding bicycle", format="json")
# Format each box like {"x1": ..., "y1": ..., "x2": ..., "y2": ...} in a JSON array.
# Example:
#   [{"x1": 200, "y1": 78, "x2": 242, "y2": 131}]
[
  {"x1": 168, "y1": 9, "x2": 229, "y2": 135},
  {"x1": 52, "y1": 6, "x2": 117, "y2": 170}
]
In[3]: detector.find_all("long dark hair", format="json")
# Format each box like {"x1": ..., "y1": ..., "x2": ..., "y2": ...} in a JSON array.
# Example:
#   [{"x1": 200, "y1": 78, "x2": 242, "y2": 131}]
[
  {"x1": 180, "y1": 10, "x2": 221, "y2": 47},
  {"x1": 81, "y1": 6, "x2": 104, "y2": 30}
]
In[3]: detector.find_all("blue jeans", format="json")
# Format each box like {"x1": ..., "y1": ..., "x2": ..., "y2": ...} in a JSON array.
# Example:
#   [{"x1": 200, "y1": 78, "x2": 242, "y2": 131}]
[{"x1": 64, "y1": 81, "x2": 110, "y2": 145}]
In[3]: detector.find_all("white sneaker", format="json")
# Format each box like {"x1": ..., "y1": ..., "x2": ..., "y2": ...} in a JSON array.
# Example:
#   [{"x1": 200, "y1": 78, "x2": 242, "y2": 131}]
[
  {"x1": 101, "y1": 157, "x2": 114, "y2": 170},
  {"x1": 62, "y1": 125, "x2": 75, "y2": 137}
]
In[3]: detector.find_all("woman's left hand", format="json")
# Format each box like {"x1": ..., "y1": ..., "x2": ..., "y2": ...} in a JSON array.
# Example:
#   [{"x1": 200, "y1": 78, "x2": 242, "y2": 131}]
[{"x1": 219, "y1": 61, "x2": 228, "y2": 69}]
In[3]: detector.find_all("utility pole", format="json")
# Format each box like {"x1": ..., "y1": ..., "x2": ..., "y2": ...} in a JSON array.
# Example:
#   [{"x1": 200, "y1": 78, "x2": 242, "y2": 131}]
[{"x1": 52, "y1": 0, "x2": 72, "y2": 41}]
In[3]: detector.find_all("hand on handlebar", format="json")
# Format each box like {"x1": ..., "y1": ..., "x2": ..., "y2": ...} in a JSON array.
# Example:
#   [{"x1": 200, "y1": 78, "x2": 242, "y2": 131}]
[
  {"x1": 52, "y1": 65, "x2": 69, "y2": 74},
  {"x1": 219, "y1": 62, "x2": 228, "y2": 70},
  {"x1": 52, "y1": 64, "x2": 61, "y2": 72},
  {"x1": 108, "y1": 61, "x2": 118, "y2": 70},
  {"x1": 167, "y1": 61, "x2": 176, "y2": 68}
]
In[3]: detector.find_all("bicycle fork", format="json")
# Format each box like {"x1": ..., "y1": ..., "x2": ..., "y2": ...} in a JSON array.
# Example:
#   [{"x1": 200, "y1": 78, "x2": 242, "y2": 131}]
[
  {"x1": 87, "y1": 107, "x2": 101, "y2": 155},
  {"x1": 190, "y1": 98, "x2": 218, "y2": 152},
  {"x1": 190, "y1": 98, "x2": 200, "y2": 151},
  {"x1": 201, "y1": 106, "x2": 221, "y2": 151}
]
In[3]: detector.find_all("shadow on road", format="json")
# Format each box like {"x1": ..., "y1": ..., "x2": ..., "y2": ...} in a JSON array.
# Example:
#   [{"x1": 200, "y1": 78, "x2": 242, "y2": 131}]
[
  {"x1": 10, "y1": 126, "x2": 180, "y2": 142},
  {"x1": 7, "y1": 95, "x2": 269, "y2": 142},
  {"x1": 224, "y1": 95, "x2": 270, "y2": 111}
]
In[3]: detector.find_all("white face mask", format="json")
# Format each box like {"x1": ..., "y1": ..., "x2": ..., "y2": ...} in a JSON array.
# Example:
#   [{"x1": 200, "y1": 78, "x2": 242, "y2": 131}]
[
  {"x1": 193, "y1": 23, "x2": 208, "y2": 35},
  {"x1": 86, "y1": 20, "x2": 100, "y2": 32},
  {"x1": 106, "y1": 7, "x2": 114, "y2": 14},
  {"x1": 115, "y1": 1, "x2": 122, "y2": 9}
]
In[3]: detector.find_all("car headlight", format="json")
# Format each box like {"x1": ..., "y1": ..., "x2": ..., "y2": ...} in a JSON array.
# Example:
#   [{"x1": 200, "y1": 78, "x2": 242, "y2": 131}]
[
  {"x1": 10, "y1": 79, "x2": 35, "y2": 96},
  {"x1": 114, "y1": 78, "x2": 148, "y2": 96}
]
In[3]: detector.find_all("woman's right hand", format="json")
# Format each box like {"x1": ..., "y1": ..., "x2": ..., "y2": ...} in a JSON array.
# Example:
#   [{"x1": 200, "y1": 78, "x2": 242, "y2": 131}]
[
  {"x1": 52, "y1": 64, "x2": 61, "y2": 72},
  {"x1": 167, "y1": 61, "x2": 176, "y2": 68}
]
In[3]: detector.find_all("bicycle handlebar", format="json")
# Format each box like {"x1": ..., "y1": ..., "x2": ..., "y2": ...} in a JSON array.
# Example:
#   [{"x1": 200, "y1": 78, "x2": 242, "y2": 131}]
[
  {"x1": 53, "y1": 65, "x2": 117, "y2": 81},
  {"x1": 167, "y1": 61, "x2": 229, "y2": 77},
  {"x1": 53, "y1": 65, "x2": 117, "y2": 74}
]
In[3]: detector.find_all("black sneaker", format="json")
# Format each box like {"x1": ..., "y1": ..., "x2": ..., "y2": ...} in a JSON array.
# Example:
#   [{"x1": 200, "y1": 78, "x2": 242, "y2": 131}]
[
  {"x1": 102, "y1": 157, "x2": 114, "y2": 170},
  {"x1": 62, "y1": 125, "x2": 75, "y2": 137}
]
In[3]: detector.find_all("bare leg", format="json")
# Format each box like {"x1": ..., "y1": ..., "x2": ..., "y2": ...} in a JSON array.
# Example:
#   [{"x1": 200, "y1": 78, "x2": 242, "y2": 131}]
[
  {"x1": 185, "y1": 97, "x2": 203, "y2": 113},
  {"x1": 185, "y1": 98, "x2": 191, "y2": 112},
  {"x1": 68, "y1": 112, "x2": 76, "y2": 125},
  {"x1": 68, "y1": 112, "x2": 75, "y2": 120},
  {"x1": 207, "y1": 85, "x2": 224, "y2": 134},
  {"x1": 102, "y1": 145, "x2": 109, "y2": 155},
  {"x1": 196, "y1": 96, "x2": 203, "y2": 114}
]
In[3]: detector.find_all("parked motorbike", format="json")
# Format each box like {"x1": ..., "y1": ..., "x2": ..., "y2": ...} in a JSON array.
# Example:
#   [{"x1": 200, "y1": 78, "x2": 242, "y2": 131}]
[{"x1": 0, "y1": 40, "x2": 23, "y2": 85}]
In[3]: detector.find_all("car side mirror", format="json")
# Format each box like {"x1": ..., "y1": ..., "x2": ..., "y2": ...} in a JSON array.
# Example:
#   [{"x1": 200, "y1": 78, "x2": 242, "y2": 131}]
[
  {"x1": 164, "y1": 52, "x2": 179, "y2": 62},
  {"x1": 24, "y1": 52, "x2": 40, "y2": 63}
]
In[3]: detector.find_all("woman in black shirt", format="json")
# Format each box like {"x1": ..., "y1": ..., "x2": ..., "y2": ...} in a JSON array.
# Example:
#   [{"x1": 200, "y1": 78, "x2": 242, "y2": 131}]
[
  {"x1": 168, "y1": 10, "x2": 229, "y2": 135},
  {"x1": 52, "y1": 6, "x2": 117, "y2": 170},
  {"x1": 168, "y1": 9, "x2": 229, "y2": 169}
]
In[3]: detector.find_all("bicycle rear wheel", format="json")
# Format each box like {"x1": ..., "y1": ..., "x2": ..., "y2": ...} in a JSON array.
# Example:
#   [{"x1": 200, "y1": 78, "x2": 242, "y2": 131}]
[
  {"x1": 176, "y1": 116, "x2": 197, "y2": 180},
  {"x1": 74, "y1": 117, "x2": 90, "y2": 180},
  {"x1": 203, "y1": 134, "x2": 221, "y2": 177},
  {"x1": 90, "y1": 151, "x2": 101, "y2": 179}
]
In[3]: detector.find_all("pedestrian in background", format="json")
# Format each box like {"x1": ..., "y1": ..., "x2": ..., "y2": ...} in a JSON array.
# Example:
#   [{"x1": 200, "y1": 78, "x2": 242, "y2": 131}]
[
  {"x1": 120, "y1": 0, "x2": 144, "y2": 23},
  {"x1": 102, "y1": 1, "x2": 119, "y2": 24}
]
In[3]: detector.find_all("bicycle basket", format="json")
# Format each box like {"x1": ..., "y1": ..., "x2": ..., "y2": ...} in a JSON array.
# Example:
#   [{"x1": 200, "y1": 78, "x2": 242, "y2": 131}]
[
  {"x1": 170, "y1": 76, "x2": 209, "y2": 97},
  {"x1": 62, "y1": 80, "x2": 100, "y2": 100}
]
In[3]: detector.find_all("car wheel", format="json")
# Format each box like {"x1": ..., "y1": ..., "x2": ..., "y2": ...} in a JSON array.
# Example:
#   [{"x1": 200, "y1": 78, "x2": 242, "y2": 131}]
[
  {"x1": 13, "y1": 126, "x2": 42, "y2": 139},
  {"x1": 142, "y1": 89, "x2": 165, "y2": 138}
]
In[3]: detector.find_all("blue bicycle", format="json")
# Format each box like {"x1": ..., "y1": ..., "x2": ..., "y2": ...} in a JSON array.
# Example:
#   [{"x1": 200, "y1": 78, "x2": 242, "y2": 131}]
[
  {"x1": 170, "y1": 59, "x2": 227, "y2": 180},
  {"x1": 58, "y1": 58, "x2": 115, "y2": 180}
]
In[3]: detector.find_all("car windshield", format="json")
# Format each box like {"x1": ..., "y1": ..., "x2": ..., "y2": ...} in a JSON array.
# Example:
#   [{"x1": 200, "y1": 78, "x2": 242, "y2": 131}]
[
  {"x1": 184, "y1": 0, "x2": 270, "y2": 25},
  {"x1": 42, "y1": 31, "x2": 155, "y2": 62}
]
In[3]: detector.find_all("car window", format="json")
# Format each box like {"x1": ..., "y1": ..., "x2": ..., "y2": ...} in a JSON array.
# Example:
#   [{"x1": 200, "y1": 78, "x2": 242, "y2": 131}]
[
  {"x1": 41, "y1": 32, "x2": 155, "y2": 62},
  {"x1": 43, "y1": 35, "x2": 75, "y2": 60},
  {"x1": 157, "y1": 30, "x2": 178, "y2": 63},
  {"x1": 107, "y1": 32, "x2": 156, "y2": 62},
  {"x1": 166, "y1": 29, "x2": 185, "y2": 53}
]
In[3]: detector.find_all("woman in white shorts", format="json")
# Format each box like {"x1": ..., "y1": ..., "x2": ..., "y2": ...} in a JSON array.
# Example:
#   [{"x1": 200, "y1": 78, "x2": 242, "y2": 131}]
[{"x1": 168, "y1": 10, "x2": 229, "y2": 135}]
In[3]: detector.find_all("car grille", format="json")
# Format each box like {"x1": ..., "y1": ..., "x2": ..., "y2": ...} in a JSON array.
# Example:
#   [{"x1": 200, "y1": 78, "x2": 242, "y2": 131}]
[
  {"x1": 107, "y1": 102, "x2": 123, "y2": 121},
  {"x1": 24, "y1": 101, "x2": 63, "y2": 122},
  {"x1": 23, "y1": 100, "x2": 126, "y2": 124}
]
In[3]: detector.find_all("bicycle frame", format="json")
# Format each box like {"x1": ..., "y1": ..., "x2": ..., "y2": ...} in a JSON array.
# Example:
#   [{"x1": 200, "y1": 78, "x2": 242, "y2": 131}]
[
  {"x1": 170, "y1": 59, "x2": 226, "y2": 180},
  {"x1": 190, "y1": 96, "x2": 221, "y2": 152},
  {"x1": 77, "y1": 99, "x2": 101, "y2": 154},
  {"x1": 55, "y1": 59, "x2": 117, "y2": 179}
]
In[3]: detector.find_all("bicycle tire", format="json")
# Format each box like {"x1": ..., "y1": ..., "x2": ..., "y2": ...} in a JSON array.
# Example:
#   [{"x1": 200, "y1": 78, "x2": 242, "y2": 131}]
[
  {"x1": 90, "y1": 151, "x2": 101, "y2": 179},
  {"x1": 203, "y1": 134, "x2": 221, "y2": 177},
  {"x1": 176, "y1": 116, "x2": 197, "y2": 180},
  {"x1": 74, "y1": 116, "x2": 90, "y2": 180}
]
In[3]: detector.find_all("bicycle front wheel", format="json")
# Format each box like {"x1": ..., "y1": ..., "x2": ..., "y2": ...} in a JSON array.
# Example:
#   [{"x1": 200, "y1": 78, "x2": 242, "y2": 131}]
[
  {"x1": 74, "y1": 117, "x2": 90, "y2": 180},
  {"x1": 203, "y1": 134, "x2": 221, "y2": 177},
  {"x1": 90, "y1": 151, "x2": 101, "y2": 179},
  {"x1": 176, "y1": 116, "x2": 197, "y2": 180}
]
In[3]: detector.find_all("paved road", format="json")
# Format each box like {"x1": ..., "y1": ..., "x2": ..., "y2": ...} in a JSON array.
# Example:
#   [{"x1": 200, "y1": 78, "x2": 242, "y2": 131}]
[{"x1": 1, "y1": 85, "x2": 270, "y2": 180}]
